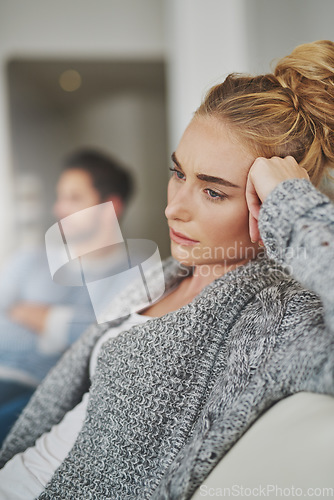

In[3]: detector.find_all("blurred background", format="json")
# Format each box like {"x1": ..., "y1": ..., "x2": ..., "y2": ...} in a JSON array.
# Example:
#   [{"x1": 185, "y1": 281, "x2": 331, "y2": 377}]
[{"x1": 0, "y1": 0, "x2": 333, "y2": 265}]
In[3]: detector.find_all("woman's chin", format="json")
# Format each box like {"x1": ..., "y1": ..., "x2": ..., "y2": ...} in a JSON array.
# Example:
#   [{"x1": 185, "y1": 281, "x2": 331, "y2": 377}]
[{"x1": 170, "y1": 246, "x2": 195, "y2": 266}]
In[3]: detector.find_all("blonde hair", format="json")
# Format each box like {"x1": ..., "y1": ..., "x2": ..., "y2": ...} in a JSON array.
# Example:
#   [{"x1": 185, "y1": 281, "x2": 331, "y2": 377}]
[{"x1": 196, "y1": 40, "x2": 334, "y2": 186}]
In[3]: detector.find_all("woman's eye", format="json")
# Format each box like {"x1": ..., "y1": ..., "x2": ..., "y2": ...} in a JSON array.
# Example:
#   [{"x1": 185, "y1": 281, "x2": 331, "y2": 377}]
[
  {"x1": 169, "y1": 167, "x2": 185, "y2": 180},
  {"x1": 205, "y1": 189, "x2": 227, "y2": 201}
]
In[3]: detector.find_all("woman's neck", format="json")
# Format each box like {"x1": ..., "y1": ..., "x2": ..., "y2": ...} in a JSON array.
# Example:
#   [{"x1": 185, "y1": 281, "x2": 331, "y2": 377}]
[
  {"x1": 189, "y1": 259, "x2": 249, "y2": 294},
  {"x1": 140, "y1": 259, "x2": 251, "y2": 318},
  {"x1": 169, "y1": 260, "x2": 247, "y2": 304}
]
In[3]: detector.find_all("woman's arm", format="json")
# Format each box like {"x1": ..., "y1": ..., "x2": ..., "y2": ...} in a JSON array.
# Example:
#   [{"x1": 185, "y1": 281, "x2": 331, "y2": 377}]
[
  {"x1": 246, "y1": 156, "x2": 334, "y2": 333},
  {"x1": 246, "y1": 155, "x2": 310, "y2": 244}
]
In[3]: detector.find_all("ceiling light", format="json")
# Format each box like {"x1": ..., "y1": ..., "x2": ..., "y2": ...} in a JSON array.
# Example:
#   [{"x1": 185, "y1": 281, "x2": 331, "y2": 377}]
[{"x1": 59, "y1": 69, "x2": 82, "y2": 92}]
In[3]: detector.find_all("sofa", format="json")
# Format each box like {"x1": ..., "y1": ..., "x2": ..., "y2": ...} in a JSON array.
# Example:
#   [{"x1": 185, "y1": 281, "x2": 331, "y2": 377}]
[{"x1": 192, "y1": 392, "x2": 334, "y2": 499}]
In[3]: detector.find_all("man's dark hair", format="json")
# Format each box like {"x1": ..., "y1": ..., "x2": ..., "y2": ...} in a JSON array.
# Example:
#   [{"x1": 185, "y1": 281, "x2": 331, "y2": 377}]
[{"x1": 63, "y1": 149, "x2": 134, "y2": 204}]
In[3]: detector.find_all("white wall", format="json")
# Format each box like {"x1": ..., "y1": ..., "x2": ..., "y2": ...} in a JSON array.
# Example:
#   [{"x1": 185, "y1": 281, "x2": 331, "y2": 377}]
[
  {"x1": 164, "y1": 0, "x2": 334, "y2": 149},
  {"x1": 0, "y1": 0, "x2": 165, "y2": 57},
  {"x1": 164, "y1": 0, "x2": 250, "y2": 150},
  {"x1": 245, "y1": 0, "x2": 334, "y2": 74}
]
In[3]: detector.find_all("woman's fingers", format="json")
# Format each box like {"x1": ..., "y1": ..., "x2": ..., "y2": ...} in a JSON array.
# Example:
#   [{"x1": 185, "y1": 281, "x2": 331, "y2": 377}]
[
  {"x1": 245, "y1": 171, "x2": 262, "y2": 219},
  {"x1": 248, "y1": 156, "x2": 309, "y2": 204},
  {"x1": 249, "y1": 211, "x2": 260, "y2": 243},
  {"x1": 246, "y1": 156, "x2": 309, "y2": 243},
  {"x1": 246, "y1": 174, "x2": 262, "y2": 244}
]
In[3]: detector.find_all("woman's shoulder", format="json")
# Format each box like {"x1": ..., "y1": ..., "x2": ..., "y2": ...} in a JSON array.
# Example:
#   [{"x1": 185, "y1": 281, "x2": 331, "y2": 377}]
[
  {"x1": 253, "y1": 263, "x2": 323, "y2": 313},
  {"x1": 210, "y1": 255, "x2": 324, "y2": 324},
  {"x1": 251, "y1": 270, "x2": 326, "y2": 344}
]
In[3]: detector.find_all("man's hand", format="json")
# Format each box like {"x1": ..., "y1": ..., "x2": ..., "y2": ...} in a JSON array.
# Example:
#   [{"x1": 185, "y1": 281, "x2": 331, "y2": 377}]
[
  {"x1": 246, "y1": 156, "x2": 309, "y2": 243},
  {"x1": 9, "y1": 303, "x2": 50, "y2": 334}
]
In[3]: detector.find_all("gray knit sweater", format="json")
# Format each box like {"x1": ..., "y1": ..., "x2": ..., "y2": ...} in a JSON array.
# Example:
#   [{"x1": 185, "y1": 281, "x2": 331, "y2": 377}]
[{"x1": 0, "y1": 179, "x2": 333, "y2": 499}]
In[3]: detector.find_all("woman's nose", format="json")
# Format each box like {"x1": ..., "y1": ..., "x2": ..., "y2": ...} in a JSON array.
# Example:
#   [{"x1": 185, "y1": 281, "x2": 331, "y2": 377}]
[{"x1": 165, "y1": 182, "x2": 192, "y2": 222}]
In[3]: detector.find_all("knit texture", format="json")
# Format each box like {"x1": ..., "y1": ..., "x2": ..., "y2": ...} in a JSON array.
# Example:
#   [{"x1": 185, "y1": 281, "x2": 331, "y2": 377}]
[{"x1": 0, "y1": 179, "x2": 333, "y2": 499}]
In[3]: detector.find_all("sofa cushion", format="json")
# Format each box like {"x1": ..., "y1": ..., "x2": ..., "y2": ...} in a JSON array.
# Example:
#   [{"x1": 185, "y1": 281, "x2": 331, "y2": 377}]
[{"x1": 192, "y1": 392, "x2": 334, "y2": 499}]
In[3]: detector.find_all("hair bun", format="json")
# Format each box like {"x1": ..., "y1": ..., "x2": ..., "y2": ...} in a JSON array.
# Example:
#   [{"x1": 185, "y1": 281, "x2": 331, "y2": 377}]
[
  {"x1": 274, "y1": 40, "x2": 334, "y2": 114},
  {"x1": 275, "y1": 40, "x2": 334, "y2": 83},
  {"x1": 276, "y1": 84, "x2": 301, "y2": 112},
  {"x1": 274, "y1": 40, "x2": 334, "y2": 181}
]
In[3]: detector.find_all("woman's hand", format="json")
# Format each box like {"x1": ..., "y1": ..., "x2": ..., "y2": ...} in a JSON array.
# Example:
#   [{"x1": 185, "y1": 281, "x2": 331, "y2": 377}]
[{"x1": 246, "y1": 156, "x2": 310, "y2": 244}]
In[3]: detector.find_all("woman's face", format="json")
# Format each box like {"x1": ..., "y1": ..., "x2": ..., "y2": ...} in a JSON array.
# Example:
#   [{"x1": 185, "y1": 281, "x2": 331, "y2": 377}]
[{"x1": 165, "y1": 116, "x2": 260, "y2": 276}]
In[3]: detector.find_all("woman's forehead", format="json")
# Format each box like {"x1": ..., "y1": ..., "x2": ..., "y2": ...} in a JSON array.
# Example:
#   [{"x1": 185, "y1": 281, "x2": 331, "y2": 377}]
[{"x1": 176, "y1": 116, "x2": 255, "y2": 183}]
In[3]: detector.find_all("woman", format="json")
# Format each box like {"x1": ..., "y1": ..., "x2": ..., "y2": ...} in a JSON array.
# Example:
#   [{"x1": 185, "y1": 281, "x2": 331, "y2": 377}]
[{"x1": 0, "y1": 40, "x2": 334, "y2": 499}]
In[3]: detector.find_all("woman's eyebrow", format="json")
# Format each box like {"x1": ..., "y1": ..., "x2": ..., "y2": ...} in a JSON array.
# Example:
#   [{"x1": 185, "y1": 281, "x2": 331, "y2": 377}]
[
  {"x1": 171, "y1": 152, "x2": 240, "y2": 189},
  {"x1": 171, "y1": 152, "x2": 184, "y2": 171},
  {"x1": 196, "y1": 173, "x2": 240, "y2": 188}
]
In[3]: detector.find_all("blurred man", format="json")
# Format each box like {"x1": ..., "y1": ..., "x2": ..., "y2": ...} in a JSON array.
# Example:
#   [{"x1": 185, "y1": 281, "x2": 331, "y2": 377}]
[{"x1": 0, "y1": 149, "x2": 134, "y2": 443}]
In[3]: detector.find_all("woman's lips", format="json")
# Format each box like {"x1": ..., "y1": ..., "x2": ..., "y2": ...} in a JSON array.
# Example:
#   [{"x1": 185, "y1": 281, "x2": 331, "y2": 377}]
[{"x1": 169, "y1": 228, "x2": 199, "y2": 246}]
